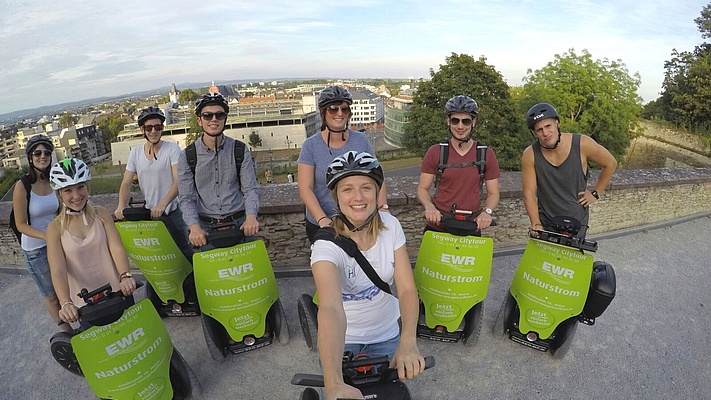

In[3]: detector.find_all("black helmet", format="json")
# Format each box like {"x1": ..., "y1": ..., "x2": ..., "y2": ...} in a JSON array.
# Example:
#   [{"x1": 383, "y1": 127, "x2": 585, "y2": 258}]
[
  {"x1": 526, "y1": 103, "x2": 559, "y2": 129},
  {"x1": 445, "y1": 95, "x2": 479, "y2": 116},
  {"x1": 195, "y1": 92, "x2": 230, "y2": 115},
  {"x1": 137, "y1": 106, "x2": 165, "y2": 126},
  {"x1": 26, "y1": 134, "x2": 54, "y2": 156},
  {"x1": 326, "y1": 151, "x2": 384, "y2": 190},
  {"x1": 318, "y1": 86, "x2": 353, "y2": 108}
]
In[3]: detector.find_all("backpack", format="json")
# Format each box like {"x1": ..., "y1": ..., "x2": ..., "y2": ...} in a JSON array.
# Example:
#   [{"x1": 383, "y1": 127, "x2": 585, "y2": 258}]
[
  {"x1": 185, "y1": 139, "x2": 246, "y2": 188},
  {"x1": 9, "y1": 175, "x2": 32, "y2": 244},
  {"x1": 433, "y1": 140, "x2": 488, "y2": 198}
]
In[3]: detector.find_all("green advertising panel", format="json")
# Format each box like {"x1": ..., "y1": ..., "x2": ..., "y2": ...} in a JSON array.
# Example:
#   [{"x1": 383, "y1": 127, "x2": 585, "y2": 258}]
[
  {"x1": 193, "y1": 240, "x2": 279, "y2": 342},
  {"x1": 414, "y1": 231, "x2": 494, "y2": 332},
  {"x1": 72, "y1": 299, "x2": 174, "y2": 400},
  {"x1": 511, "y1": 239, "x2": 593, "y2": 339},
  {"x1": 116, "y1": 221, "x2": 192, "y2": 303}
]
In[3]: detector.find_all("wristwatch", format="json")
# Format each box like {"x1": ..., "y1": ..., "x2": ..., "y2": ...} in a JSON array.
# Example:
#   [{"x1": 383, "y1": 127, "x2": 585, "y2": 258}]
[
  {"x1": 591, "y1": 190, "x2": 600, "y2": 200},
  {"x1": 483, "y1": 208, "x2": 493, "y2": 215},
  {"x1": 119, "y1": 272, "x2": 133, "y2": 281}
]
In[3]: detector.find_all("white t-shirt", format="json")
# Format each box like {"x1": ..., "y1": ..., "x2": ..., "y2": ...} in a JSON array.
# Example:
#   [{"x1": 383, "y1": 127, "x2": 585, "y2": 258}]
[
  {"x1": 126, "y1": 141, "x2": 181, "y2": 214},
  {"x1": 310, "y1": 212, "x2": 406, "y2": 344}
]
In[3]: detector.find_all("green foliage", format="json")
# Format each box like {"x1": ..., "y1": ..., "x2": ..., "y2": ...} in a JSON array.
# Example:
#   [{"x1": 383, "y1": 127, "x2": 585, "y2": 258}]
[
  {"x1": 0, "y1": 167, "x2": 27, "y2": 200},
  {"x1": 695, "y1": 3, "x2": 711, "y2": 39},
  {"x1": 402, "y1": 53, "x2": 529, "y2": 170},
  {"x1": 248, "y1": 132, "x2": 262, "y2": 148},
  {"x1": 59, "y1": 112, "x2": 77, "y2": 128},
  {"x1": 178, "y1": 88, "x2": 199, "y2": 104},
  {"x1": 99, "y1": 115, "x2": 129, "y2": 144},
  {"x1": 185, "y1": 114, "x2": 201, "y2": 145},
  {"x1": 521, "y1": 48, "x2": 642, "y2": 159}
]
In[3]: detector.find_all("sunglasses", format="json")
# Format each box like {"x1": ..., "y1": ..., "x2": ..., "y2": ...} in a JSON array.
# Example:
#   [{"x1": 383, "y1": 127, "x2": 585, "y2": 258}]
[
  {"x1": 326, "y1": 105, "x2": 351, "y2": 115},
  {"x1": 200, "y1": 111, "x2": 228, "y2": 121},
  {"x1": 450, "y1": 117, "x2": 474, "y2": 126},
  {"x1": 143, "y1": 124, "x2": 164, "y2": 132},
  {"x1": 32, "y1": 150, "x2": 52, "y2": 157}
]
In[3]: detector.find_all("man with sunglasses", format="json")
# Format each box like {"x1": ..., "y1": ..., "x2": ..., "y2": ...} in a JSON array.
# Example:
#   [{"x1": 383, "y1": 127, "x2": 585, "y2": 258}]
[
  {"x1": 177, "y1": 92, "x2": 260, "y2": 248},
  {"x1": 522, "y1": 102, "x2": 617, "y2": 231},
  {"x1": 417, "y1": 95, "x2": 501, "y2": 235},
  {"x1": 115, "y1": 106, "x2": 194, "y2": 264},
  {"x1": 297, "y1": 85, "x2": 387, "y2": 243}
]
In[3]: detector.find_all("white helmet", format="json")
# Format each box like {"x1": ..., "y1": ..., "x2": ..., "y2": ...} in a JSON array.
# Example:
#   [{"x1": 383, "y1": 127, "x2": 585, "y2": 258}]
[{"x1": 50, "y1": 158, "x2": 91, "y2": 190}]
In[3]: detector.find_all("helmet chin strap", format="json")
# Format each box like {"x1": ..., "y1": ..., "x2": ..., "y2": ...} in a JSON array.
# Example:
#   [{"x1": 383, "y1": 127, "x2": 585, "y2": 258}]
[
  {"x1": 325, "y1": 126, "x2": 348, "y2": 154},
  {"x1": 538, "y1": 131, "x2": 562, "y2": 150},
  {"x1": 449, "y1": 127, "x2": 471, "y2": 148},
  {"x1": 64, "y1": 203, "x2": 89, "y2": 226},
  {"x1": 335, "y1": 209, "x2": 378, "y2": 232}
]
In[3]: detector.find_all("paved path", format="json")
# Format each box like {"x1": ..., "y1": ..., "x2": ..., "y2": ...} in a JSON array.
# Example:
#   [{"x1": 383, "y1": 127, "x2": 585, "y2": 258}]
[{"x1": 2, "y1": 216, "x2": 711, "y2": 399}]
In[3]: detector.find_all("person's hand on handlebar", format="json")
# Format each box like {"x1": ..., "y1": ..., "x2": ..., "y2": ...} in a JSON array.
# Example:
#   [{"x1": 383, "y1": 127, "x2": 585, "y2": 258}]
[
  {"x1": 240, "y1": 214, "x2": 260, "y2": 237},
  {"x1": 423, "y1": 204, "x2": 442, "y2": 224},
  {"x1": 119, "y1": 275, "x2": 137, "y2": 297},
  {"x1": 326, "y1": 382, "x2": 363, "y2": 400},
  {"x1": 391, "y1": 340, "x2": 426, "y2": 381},
  {"x1": 114, "y1": 207, "x2": 125, "y2": 221},
  {"x1": 59, "y1": 301, "x2": 79, "y2": 324},
  {"x1": 189, "y1": 224, "x2": 208, "y2": 247},
  {"x1": 475, "y1": 211, "x2": 493, "y2": 230},
  {"x1": 150, "y1": 205, "x2": 166, "y2": 219}
]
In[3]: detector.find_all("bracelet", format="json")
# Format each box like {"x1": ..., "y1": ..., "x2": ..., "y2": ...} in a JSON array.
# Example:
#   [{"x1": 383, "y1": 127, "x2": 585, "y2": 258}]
[
  {"x1": 317, "y1": 216, "x2": 329, "y2": 224},
  {"x1": 61, "y1": 301, "x2": 74, "y2": 310}
]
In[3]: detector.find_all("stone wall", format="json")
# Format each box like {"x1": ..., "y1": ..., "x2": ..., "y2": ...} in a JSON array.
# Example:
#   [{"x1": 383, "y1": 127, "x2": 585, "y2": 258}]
[{"x1": 1, "y1": 168, "x2": 710, "y2": 272}]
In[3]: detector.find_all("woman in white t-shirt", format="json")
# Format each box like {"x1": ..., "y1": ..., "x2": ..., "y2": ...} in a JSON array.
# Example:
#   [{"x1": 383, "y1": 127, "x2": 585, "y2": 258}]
[{"x1": 310, "y1": 151, "x2": 424, "y2": 400}]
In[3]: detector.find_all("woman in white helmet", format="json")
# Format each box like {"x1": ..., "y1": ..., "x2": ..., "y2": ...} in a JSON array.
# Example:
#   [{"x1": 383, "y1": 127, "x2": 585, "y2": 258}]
[{"x1": 45, "y1": 158, "x2": 136, "y2": 326}]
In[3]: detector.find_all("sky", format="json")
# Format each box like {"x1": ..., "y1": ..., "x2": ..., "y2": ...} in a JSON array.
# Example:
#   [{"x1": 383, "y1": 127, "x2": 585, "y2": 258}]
[{"x1": 1, "y1": 0, "x2": 708, "y2": 116}]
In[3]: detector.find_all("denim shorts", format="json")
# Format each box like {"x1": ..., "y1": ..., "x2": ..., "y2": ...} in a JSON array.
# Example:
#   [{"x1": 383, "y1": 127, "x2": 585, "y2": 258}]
[
  {"x1": 23, "y1": 246, "x2": 56, "y2": 297},
  {"x1": 344, "y1": 333, "x2": 400, "y2": 361}
]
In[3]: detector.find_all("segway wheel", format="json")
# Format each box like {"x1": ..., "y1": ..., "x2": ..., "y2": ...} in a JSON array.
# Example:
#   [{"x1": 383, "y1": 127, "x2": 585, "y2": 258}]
[
  {"x1": 272, "y1": 299, "x2": 290, "y2": 344},
  {"x1": 493, "y1": 292, "x2": 516, "y2": 339},
  {"x1": 169, "y1": 348, "x2": 202, "y2": 399},
  {"x1": 301, "y1": 387, "x2": 320, "y2": 400},
  {"x1": 201, "y1": 315, "x2": 228, "y2": 362},
  {"x1": 297, "y1": 294, "x2": 318, "y2": 352},
  {"x1": 145, "y1": 282, "x2": 167, "y2": 318},
  {"x1": 50, "y1": 332, "x2": 84, "y2": 377},
  {"x1": 461, "y1": 302, "x2": 483, "y2": 346},
  {"x1": 550, "y1": 318, "x2": 579, "y2": 359}
]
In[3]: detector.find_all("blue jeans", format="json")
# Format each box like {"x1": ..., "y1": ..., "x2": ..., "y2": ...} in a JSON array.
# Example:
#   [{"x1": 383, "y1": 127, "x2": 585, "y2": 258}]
[
  {"x1": 159, "y1": 208, "x2": 194, "y2": 264},
  {"x1": 198, "y1": 215, "x2": 255, "y2": 252},
  {"x1": 344, "y1": 333, "x2": 400, "y2": 361},
  {"x1": 23, "y1": 246, "x2": 55, "y2": 297}
]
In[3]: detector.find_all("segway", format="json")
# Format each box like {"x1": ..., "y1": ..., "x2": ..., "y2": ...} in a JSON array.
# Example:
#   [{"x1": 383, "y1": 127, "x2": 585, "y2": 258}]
[
  {"x1": 115, "y1": 199, "x2": 199, "y2": 317},
  {"x1": 292, "y1": 352, "x2": 436, "y2": 400},
  {"x1": 193, "y1": 223, "x2": 289, "y2": 362},
  {"x1": 413, "y1": 206, "x2": 494, "y2": 345},
  {"x1": 49, "y1": 282, "x2": 200, "y2": 399},
  {"x1": 493, "y1": 216, "x2": 617, "y2": 358}
]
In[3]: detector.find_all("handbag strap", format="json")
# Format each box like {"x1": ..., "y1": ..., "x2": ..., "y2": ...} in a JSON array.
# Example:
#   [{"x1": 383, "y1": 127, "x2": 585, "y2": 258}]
[{"x1": 314, "y1": 228, "x2": 392, "y2": 295}]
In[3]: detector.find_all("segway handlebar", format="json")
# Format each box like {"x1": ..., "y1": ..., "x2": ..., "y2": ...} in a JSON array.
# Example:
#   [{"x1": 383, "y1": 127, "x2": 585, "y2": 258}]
[
  {"x1": 205, "y1": 222, "x2": 246, "y2": 248},
  {"x1": 58, "y1": 281, "x2": 144, "y2": 326},
  {"x1": 529, "y1": 227, "x2": 598, "y2": 252},
  {"x1": 290, "y1": 355, "x2": 435, "y2": 388}
]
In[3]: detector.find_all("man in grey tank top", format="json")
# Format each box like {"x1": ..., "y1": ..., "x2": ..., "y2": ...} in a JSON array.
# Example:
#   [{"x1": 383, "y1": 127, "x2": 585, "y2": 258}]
[{"x1": 521, "y1": 103, "x2": 617, "y2": 230}]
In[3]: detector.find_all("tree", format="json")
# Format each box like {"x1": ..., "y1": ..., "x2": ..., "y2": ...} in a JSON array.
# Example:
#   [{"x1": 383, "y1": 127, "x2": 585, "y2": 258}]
[
  {"x1": 99, "y1": 115, "x2": 129, "y2": 144},
  {"x1": 59, "y1": 112, "x2": 77, "y2": 128},
  {"x1": 521, "y1": 49, "x2": 642, "y2": 160},
  {"x1": 248, "y1": 132, "x2": 262, "y2": 148},
  {"x1": 179, "y1": 88, "x2": 199, "y2": 104},
  {"x1": 402, "y1": 53, "x2": 529, "y2": 170},
  {"x1": 184, "y1": 114, "x2": 201, "y2": 145},
  {"x1": 694, "y1": 3, "x2": 711, "y2": 39}
]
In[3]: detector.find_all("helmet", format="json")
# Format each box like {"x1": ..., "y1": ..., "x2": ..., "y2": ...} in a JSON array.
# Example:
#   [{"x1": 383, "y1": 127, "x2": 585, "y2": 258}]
[
  {"x1": 526, "y1": 103, "x2": 559, "y2": 129},
  {"x1": 50, "y1": 158, "x2": 91, "y2": 190},
  {"x1": 445, "y1": 95, "x2": 479, "y2": 116},
  {"x1": 318, "y1": 86, "x2": 353, "y2": 108},
  {"x1": 25, "y1": 134, "x2": 54, "y2": 156},
  {"x1": 326, "y1": 151, "x2": 384, "y2": 190},
  {"x1": 195, "y1": 92, "x2": 230, "y2": 115},
  {"x1": 137, "y1": 106, "x2": 165, "y2": 126}
]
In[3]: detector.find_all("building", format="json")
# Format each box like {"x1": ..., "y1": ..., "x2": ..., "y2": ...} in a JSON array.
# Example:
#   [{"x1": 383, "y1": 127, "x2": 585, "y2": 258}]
[{"x1": 383, "y1": 94, "x2": 414, "y2": 147}]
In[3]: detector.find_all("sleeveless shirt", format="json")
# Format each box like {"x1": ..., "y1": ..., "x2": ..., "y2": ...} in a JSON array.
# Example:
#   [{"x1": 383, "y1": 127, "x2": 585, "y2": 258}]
[
  {"x1": 60, "y1": 216, "x2": 121, "y2": 307},
  {"x1": 532, "y1": 134, "x2": 589, "y2": 226}
]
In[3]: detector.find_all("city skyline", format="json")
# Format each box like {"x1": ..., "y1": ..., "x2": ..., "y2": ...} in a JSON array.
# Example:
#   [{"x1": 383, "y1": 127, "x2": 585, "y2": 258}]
[{"x1": 1, "y1": 0, "x2": 708, "y2": 116}]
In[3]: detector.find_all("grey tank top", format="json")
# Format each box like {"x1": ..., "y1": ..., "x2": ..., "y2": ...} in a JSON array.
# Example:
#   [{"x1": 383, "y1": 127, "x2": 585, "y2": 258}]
[{"x1": 533, "y1": 134, "x2": 589, "y2": 226}]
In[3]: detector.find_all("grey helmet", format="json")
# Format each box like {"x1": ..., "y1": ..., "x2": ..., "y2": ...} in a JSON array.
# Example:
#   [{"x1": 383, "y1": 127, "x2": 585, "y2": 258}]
[
  {"x1": 137, "y1": 106, "x2": 165, "y2": 126},
  {"x1": 326, "y1": 151, "x2": 384, "y2": 190},
  {"x1": 25, "y1": 134, "x2": 54, "y2": 156},
  {"x1": 50, "y1": 158, "x2": 91, "y2": 190},
  {"x1": 318, "y1": 86, "x2": 353, "y2": 108},
  {"x1": 195, "y1": 92, "x2": 230, "y2": 115},
  {"x1": 526, "y1": 103, "x2": 559, "y2": 129},
  {"x1": 445, "y1": 95, "x2": 479, "y2": 116}
]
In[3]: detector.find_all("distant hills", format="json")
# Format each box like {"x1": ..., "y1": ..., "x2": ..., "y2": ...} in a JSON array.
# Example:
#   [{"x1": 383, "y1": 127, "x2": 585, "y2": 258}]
[{"x1": 0, "y1": 78, "x2": 331, "y2": 124}]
